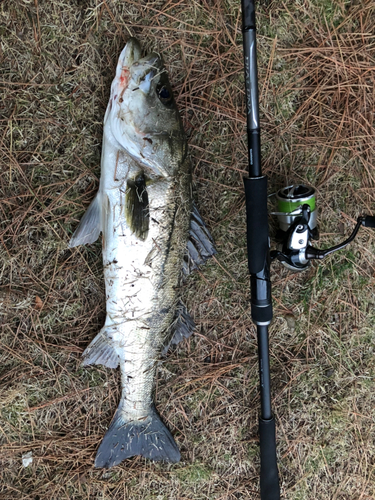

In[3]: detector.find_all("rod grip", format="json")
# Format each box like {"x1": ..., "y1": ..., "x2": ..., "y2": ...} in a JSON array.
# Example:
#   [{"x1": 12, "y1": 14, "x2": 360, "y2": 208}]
[
  {"x1": 363, "y1": 215, "x2": 375, "y2": 228},
  {"x1": 243, "y1": 176, "x2": 269, "y2": 275},
  {"x1": 259, "y1": 417, "x2": 280, "y2": 500}
]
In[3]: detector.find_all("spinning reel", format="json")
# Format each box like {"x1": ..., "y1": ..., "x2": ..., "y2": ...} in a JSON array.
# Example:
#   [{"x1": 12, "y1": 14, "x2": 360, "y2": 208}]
[{"x1": 270, "y1": 184, "x2": 375, "y2": 271}]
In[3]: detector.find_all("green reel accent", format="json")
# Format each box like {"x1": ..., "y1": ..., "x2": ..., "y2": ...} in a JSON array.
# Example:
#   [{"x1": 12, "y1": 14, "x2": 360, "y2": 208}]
[
  {"x1": 276, "y1": 184, "x2": 316, "y2": 214},
  {"x1": 277, "y1": 196, "x2": 316, "y2": 214},
  {"x1": 275, "y1": 185, "x2": 317, "y2": 232}
]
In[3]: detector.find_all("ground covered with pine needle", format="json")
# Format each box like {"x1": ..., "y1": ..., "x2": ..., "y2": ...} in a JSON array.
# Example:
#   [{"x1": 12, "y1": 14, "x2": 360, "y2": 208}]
[{"x1": 1, "y1": 0, "x2": 375, "y2": 499}]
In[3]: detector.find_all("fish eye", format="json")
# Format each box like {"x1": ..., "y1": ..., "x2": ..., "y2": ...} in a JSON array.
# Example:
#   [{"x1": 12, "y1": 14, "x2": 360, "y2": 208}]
[
  {"x1": 156, "y1": 83, "x2": 173, "y2": 106},
  {"x1": 159, "y1": 87, "x2": 170, "y2": 99}
]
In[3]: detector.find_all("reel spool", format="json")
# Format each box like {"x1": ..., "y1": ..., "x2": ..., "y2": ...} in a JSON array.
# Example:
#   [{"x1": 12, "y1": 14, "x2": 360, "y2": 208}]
[{"x1": 275, "y1": 184, "x2": 317, "y2": 233}]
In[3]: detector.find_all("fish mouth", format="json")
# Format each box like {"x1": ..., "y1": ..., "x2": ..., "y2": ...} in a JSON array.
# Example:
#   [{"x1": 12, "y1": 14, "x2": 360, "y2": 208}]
[
  {"x1": 111, "y1": 38, "x2": 142, "y2": 99},
  {"x1": 118, "y1": 39, "x2": 163, "y2": 77},
  {"x1": 116, "y1": 40, "x2": 164, "y2": 95},
  {"x1": 117, "y1": 38, "x2": 142, "y2": 69},
  {"x1": 132, "y1": 53, "x2": 164, "y2": 90},
  {"x1": 138, "y1": 53, "x2": 161, "y2": 67}
]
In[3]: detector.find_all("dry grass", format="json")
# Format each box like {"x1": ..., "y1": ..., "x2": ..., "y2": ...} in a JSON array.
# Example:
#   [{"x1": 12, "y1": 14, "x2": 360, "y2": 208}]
[{"x1": 1, "y1": 0, "x2": 375, "y2": 499}]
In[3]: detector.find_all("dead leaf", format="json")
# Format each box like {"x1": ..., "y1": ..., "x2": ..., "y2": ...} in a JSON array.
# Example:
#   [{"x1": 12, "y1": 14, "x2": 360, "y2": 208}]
[{"x1": 35, "y1": 296, "x2": 43, "y2": 310}]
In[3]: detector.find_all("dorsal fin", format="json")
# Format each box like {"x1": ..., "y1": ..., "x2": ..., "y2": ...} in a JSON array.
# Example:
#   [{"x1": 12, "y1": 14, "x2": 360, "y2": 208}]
[
  {"x1": 183, "y1": 202, "x2": 217, "y2": 275},
  {"x1": 125, "y1": 173, "x2": 149, "y2": 241}
]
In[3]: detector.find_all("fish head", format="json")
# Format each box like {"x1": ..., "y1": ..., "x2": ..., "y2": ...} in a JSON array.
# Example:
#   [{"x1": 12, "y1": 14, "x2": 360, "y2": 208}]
[{"x1": 105, "y1": 38, "x2": 187, "y2": 178}]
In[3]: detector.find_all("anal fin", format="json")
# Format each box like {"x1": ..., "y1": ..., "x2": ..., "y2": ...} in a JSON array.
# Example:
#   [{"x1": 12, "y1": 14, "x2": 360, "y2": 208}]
[
  {"x1": 82, "y1": 327, "x2": 119, "y2": 369},
  {"x1": 183, "y1": 202, "x2": 216, "y2": 275}
]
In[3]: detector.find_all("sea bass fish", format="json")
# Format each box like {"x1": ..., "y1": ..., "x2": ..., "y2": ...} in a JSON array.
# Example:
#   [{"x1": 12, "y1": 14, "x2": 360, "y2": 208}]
[{"x1": 69, "y1": 38, "x2": 215, "y2": 468}]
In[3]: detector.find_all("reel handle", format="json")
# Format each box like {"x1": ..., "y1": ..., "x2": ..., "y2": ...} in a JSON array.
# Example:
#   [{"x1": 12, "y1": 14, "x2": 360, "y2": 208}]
[
  {"x1": 276, "y1": 214, "x2": 375, "y2": 267},
  {"x1": 363, "y1": 215, "x2": 375, "y2": 228}
]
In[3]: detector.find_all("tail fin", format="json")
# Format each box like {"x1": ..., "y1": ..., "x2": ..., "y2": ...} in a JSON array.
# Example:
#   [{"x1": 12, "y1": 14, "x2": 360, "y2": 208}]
[{"x1": 95, "y1": 405, "x2": 180, "y2": 468}]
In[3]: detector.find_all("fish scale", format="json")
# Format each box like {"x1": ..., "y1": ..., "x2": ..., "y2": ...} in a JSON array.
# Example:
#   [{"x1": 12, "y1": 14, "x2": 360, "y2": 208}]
[{"x1": 69, "y1": 38, "x2": 216, "y2": 468}]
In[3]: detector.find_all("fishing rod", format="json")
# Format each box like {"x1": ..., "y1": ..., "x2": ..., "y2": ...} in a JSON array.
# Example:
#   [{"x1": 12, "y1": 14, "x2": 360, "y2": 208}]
[
  {"x1": 241, "y1": 2, "x2": 375, "y2": 498},
  {"x1": 241, "y1": 1, "x2": 280, "y2": 499}
]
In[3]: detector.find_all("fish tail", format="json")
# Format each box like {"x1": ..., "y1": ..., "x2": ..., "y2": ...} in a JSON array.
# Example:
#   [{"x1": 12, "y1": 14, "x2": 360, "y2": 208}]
[{"x1": 95, "y1": 405, "x2": 180, "y2": 468}]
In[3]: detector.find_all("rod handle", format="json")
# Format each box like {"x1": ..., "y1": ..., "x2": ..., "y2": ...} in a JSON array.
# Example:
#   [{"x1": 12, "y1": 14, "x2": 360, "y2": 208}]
[
  {"x1": 259, "y1": 416, "x2": 280, "y2": 500},
  {"x1": 363, "y1": 215, "x2": 375, "y2": 228},
  {"x1": 243, "y1": 176, "x2": 269, "y2": 274}
]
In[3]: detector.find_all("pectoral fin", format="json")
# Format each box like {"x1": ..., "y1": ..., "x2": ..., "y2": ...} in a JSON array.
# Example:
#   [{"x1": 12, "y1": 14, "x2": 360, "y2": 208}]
[
  {"x1": 125, "y1": 173, "x2": 149, "y2": 241},
  {"x1": 69, "y1": 193, "x2": 102, "y2": 248}
]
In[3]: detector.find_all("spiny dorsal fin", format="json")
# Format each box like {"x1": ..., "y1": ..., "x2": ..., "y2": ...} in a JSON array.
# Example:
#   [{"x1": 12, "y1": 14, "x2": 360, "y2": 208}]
[
  {"x1": 183, "y1": 202, "x2": 217, "y2": 275},
  {"x1": 125, "y1": 173, "x2": 149, "y2": 241}
]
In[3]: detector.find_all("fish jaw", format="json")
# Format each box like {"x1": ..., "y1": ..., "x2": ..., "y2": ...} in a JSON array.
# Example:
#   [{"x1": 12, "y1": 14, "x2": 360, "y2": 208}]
[
  {"x1": 103, "y1": 38, "x2": 141, "y2": 125},
  {"x1": 116, "y1": 38, "x2": 142, "y2": 79},
  {"x1": 112, "y1": 38, "x2": 143, "y2": 102}
]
